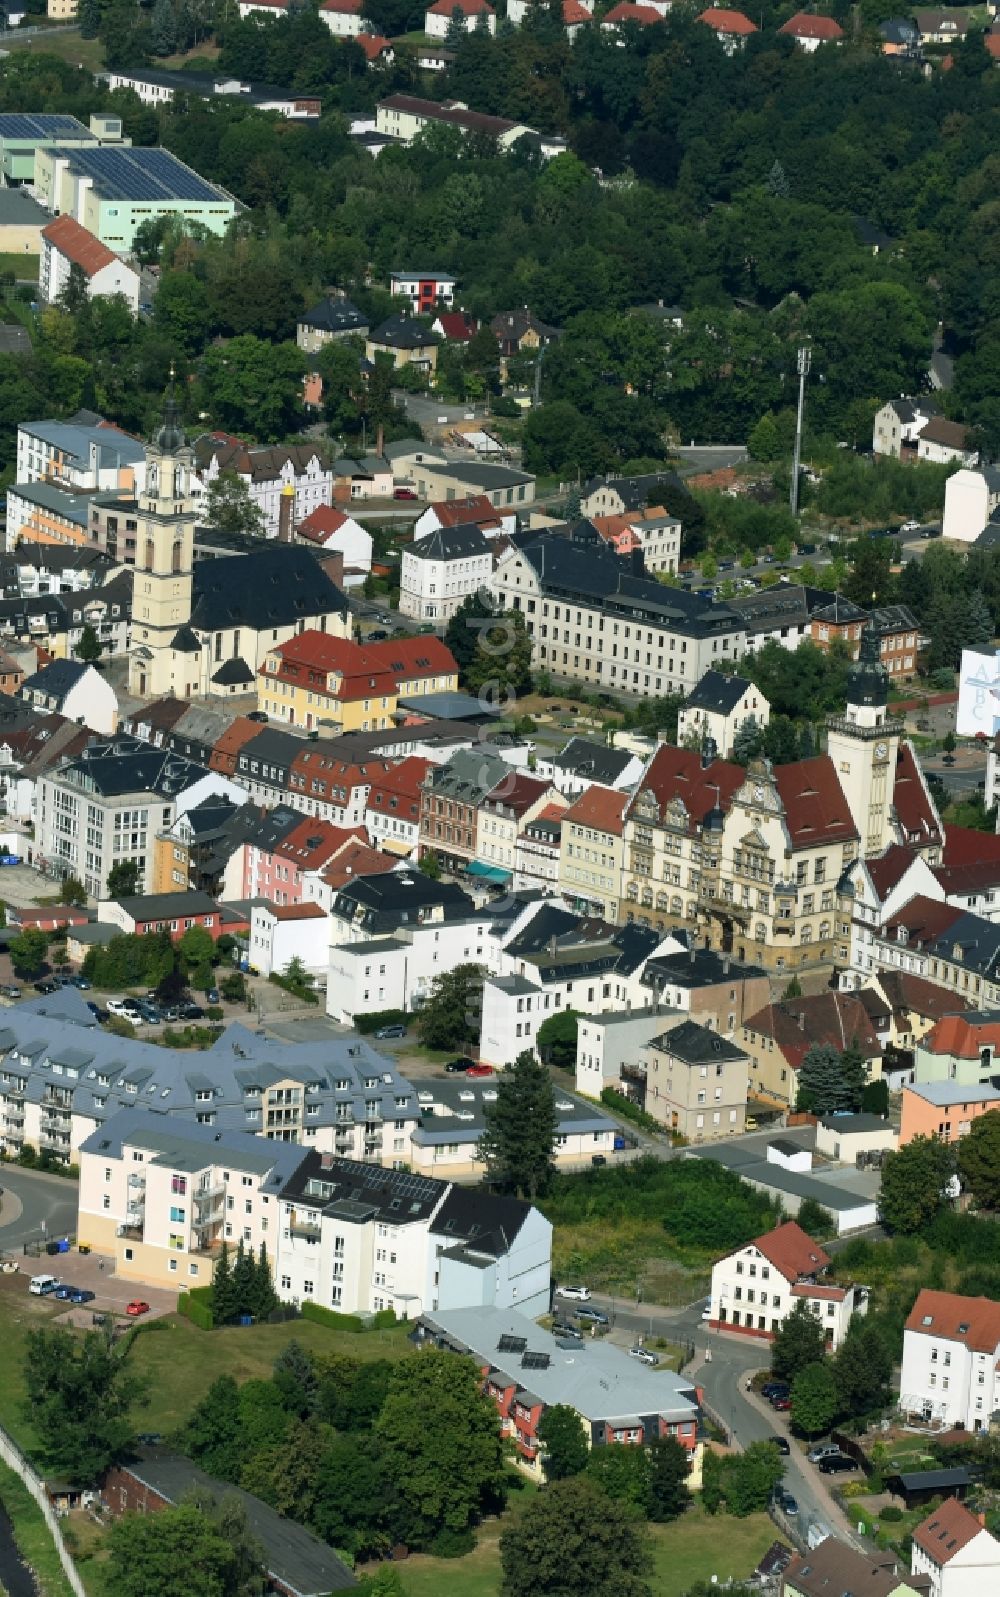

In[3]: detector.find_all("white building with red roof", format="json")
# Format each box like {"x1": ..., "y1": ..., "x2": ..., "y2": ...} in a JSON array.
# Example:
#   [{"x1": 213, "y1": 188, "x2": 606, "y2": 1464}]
[
  {"x1": 695, "y1": 6, "x2": 757, "y2": 50},
  {"x1": 778, "y1": 10, "x2": 845, "y2": 48},
  {"x1": 424, "y1": 0, "x2": 495, "y2": 34},
  {"x1": 911, "y1": 1497, "x2": 1000, "y2": 1597},
  {"x1": 902, "y1": 1289, "x2": 1000, "y2": 1431},
  {"x1": 601, "y1": 1, "x2": 663, "y2": 28},
  {"x1": 39, "y1": 215, "x2": 140, "y2": 313},
  {"x1": 708, "y1": 1219, "x2": 866, "y2": 1347},
  {"x1": 237, "y1": 0, "x2": 287, "y2": 14},
  {"x1": 413, "y1": 494, "x2": 510, "y2": 540},
  {"x1": 294, "y1": 504, "x2": 372, "y2": 583},
  {"x1": 318, "y1": 0, "x2": 364, "y2": 34},
  {"x1": 249, "y1": 899, "x2": 329, "y2": 979},
  {"x1": 365, "y1": 755, "x2": 434, "y2": 857},
  {"x1": 507, "y1": 0, "x2": 594, "y2": 35}
]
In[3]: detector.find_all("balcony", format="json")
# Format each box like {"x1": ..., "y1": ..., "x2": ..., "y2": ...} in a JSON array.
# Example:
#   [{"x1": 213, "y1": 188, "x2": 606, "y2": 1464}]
[
  {"x1": 116, "y1": 1223, "x2": 143, "y2": 1241},
  {"x1": 128, "y1": 1174, "x2": 146, "y2": 1190},
  {"x1": 289, "y1": 1215, "x2": 322, "y2": 1240},
  {"x1": 194, "y1": 1182, "x2": 225, "y2": 1208},
  {"x1": 40, "y1": 1117, "x2": 69, "y2": 1138}
]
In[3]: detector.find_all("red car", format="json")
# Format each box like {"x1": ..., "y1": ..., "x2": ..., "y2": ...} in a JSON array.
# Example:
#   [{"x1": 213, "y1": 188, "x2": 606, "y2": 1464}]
[
  {"x1": 770, "y1": 1395, "x2": 791, "y2": 1411},
  {"x1": 393, "y1": 487, "x2": 417, "y2": 500},
  {"x1": 465, "y1": 1063, "x2": 493, "y2": 1077},
  {"x1": 125, "y1": 1300, "x2": 150, "y2": 1317}
]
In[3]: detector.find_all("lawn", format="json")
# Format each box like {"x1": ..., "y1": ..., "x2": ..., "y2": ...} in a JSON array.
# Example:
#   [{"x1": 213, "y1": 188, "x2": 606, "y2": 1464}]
[
  {"x1": 2, "y1": 28, "x2": 106, "y2": 73},
  {"x1": 0, "y1": 1459, "x2": 77, "y2": 1597},
  {"x1": 0, "y1": 1284, "x2": 411, "y2": 1451},
  {"x1": 0, "y1": 252, "x2": 38, "y2": 282},
  {"x1": 372, "y1": 1501, "x2": 774, "y2": 1597}
]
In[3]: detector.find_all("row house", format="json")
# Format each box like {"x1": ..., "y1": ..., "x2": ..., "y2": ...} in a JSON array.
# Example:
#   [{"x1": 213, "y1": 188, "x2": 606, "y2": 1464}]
[
  {"x1": 491, "y1": 525, "x2": 747, "y2": 699},
  {"x1": 738, "y1": 989, "x2": 883, "y2": 1109},
  {"x1": 589, "y1": 505, "x2": 681, "y2": 575},
  {"x1": 419, "y1": 1305, "x2": 701, "y2": 1482},
  {"x1": 900, "y1": 1080, "x2": 1000, "y2": 1148},
  {"x1": 364, "y1": 755, "x2": 433, "y2": 858},
  {"x1": 191, "y1": 435, "x2": 334, "y2": 541},
  {"x1": 901, "y1": 1289, "x2": 1000, "y2": 1432},
  {"x1": 513, "y1": 806, "x2": 564, "y2": 893},
  {"x1": 417, "y1": 747, "x2": 512, "y2": 875},
  {"x1": 98, "y1": 889, "x2": 223, "y2": 941},
  {"x1": 0, "y1": 998, "x2": 419, "y2": 1177},
  {"x1": 558, "y1": 784, "x2": 629, "y2": 922},
  {"x1": 257, "y1": 631, "x2": 459, "y2": 735},
  {"x1": 475, "y1": 771, "x2": 566, "y2": 884},
  {"x1": 232, "y1": 726, "x2": 399, "y2": 831},
  {"x1": 708, "y1": 1220, "x2": 867, "y2": 1347},
  {"x1": 535, "y1": 735, "x2": 644, "y2": 799},
  {"x1": 221, "y1": 811, "x2": 365, "y2": 906}
]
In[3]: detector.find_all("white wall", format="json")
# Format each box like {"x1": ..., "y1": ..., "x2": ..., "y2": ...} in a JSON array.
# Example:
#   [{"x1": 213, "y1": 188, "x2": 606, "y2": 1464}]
[{"x1": 251, "y1": 907, "x2": 329, "y2": 979}]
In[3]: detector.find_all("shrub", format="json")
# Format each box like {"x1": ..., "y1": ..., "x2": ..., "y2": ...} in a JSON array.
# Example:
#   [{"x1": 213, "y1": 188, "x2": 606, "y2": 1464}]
[
  {"x1": 371, "y1": 1307, "x2": 400, "y2": 1329},
  {"x1": 300, "y1": 1302, "x2": 365, "y2": 1332},
  {"x1": 354, "y1": 1009, "x2": 408, "y2": 1036},
  {"x1": 429, "y1": 1526, "x2": 475, "y2": 1558},
  {"x1": 879, "y1": 1505, "x2": 903, "y2": 1522},
  {"x1": 600, "y1": 1087, "x2": 661, "y2": 1136},
  {"x1": 178, "y1": 1288, "x2": 214, "y2": 1330}
]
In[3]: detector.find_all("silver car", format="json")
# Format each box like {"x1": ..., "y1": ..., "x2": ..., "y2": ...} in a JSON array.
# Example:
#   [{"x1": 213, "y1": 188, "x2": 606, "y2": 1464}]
[{"x1": 628, "y1": 1346, "x2": 659, "y2": 1366}]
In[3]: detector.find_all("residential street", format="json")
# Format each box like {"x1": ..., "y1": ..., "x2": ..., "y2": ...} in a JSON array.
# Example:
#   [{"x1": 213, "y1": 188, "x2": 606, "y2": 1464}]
[{"x1": 0, "y1": 1165, "x2": 78, "y2": 1252}]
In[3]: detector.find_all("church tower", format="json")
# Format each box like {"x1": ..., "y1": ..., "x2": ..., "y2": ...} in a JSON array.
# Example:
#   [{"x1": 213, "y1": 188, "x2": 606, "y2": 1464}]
[
  {"x1": 128, "y1": 381, "x2": 199, "y2": 700},
  {"x1": 826, "y1": 627, "x2": 901, "y2": 858}
]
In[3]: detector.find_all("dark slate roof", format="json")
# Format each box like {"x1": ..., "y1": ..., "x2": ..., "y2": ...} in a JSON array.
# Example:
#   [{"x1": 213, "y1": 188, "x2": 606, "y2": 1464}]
[
  {"x1": 279, "y1": 1149, "x2": 444, "y2": 1222},
  {"x1": 582, "y1": 470, "x2": 684, "y2": 510},
  {"x1": 642, "y1": 947, "x2": 766, "y2": 993},
  {"x1": 20, "y1": 657, "x2": 89, "y2": 698},
  {"x1": 121, "y1": 1449, "x2": 356, "y2": 1595},
  {"x1": 211, "y1": 656, "x2": 254, "y2": 687},
  {"x1": 370, "y1": 313, "x2": 440, "y2": 350},
  {"x1": 926, "y1": 911, "x2": 1000, "y2": 979},
  {"x1": 332, "y1": 868, "x2": 473, "y2": 931},
  {"x1": 407, "y1": 523, "x2": 489, "y2": 562},
  {"x1": 53, "y1": 736, "x2": 210, "y2": 799},
  {"x1": 299, "y1": 295, "x2": 368, "y2": 334},
  {"x1": 112, "y1": 890, "x2": 218, "y2": 920},
  {"x1": 649, "y1": 1019, "x2": 748, "y2": 1063},
  {"x1": 551, "y1": 737, "x2": 635, "y2": 785},
  {"x1": 430, "y1": 1182, "x2": 531, "y2": 1255},
  {"x1": 684, "y1": 669, "x2": 753, "y2": 715},
  {"x1": 170, "y1": 624, "x2": 201, "y2": 654},
  {"x1": 190, "y1": 546, "x2": 347, "y2": 633}
]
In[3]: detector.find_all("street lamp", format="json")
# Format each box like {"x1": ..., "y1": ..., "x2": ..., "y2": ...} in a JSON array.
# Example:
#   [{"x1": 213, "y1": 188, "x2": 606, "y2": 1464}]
[{"x1": 790, "y1": 344, "x2": 812, "y2": 516}]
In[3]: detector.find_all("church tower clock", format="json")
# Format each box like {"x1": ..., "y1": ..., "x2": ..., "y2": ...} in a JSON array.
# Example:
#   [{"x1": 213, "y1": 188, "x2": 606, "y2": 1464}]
[{"x1": 127, "y1": 380, "x2": 199, "y2": 700}]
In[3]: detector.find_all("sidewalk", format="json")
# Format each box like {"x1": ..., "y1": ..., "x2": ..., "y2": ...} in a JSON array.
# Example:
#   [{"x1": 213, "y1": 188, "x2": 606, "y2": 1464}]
[{"x1": 738, "y1": 1375, "x2": 867, "y2": 1550}]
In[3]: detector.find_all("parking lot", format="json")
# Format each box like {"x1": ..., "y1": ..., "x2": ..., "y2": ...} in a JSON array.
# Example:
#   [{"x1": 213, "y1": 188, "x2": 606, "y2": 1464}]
[{"x1": 0, "y1": 1251, "x2": 177, "y2": 1326}]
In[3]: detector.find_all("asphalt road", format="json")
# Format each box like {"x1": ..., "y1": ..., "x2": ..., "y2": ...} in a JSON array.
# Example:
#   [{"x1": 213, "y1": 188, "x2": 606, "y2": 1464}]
[{"x1": 0, "y1": 1165, "x2": 78, "y2": 1253}]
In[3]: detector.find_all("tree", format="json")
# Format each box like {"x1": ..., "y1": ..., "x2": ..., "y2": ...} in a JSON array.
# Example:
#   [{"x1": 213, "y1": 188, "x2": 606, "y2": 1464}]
[
  {"x1": 74, "y1": 623, "x2": 102, "y2": 664},
  {"x1": 862, "y1": 1078, "x2": 889, "y2": 1116},
  {"x1": 444, "y1": 592, "x2": 533, "y2": 701},
  {"x1": 78, "y1": 0, "x2": 100, "y2": 36},
  {"x1": 281, "y1": 956, "x2": 312, "y2": 992},
  {"x1": 8, "y1": 928, "x2": 48, "y2": 977},
  {"x1": 834, "y1": 1319, "x2": 893, "y2": 1420},
  {"x1": 957, "y1": 1109, "x2": 1000, "y2": 1211},
  {"x1": 796, "y1": 1197, "x2": 835, "y2": 1239},
  {"x1": 180, "y1": 924, "x2": 216, "y2": 971},
  {"x1": 771, "y1": 1300, "x2": 828, "y2": 1384},
  {"x1": 249, "y1": 1242, "x2": 277, "y2": 1321},
  {"x1": 105, "y1": 1498, "x2": 265, "y2": 1597},
  {"x1": 732, "y1": 717, "x2": 763, "y2": 764},
  {"x1": 272, "y1": 1340, "x2": 318, "y2": 1419},
  {"x1": 479, "y1": 1048, "x2": 558, "y2": 1199},
  {"x1": 748, "y1": 412, "x2": 781, "y2": 461},
  {"x1": 499, "y1": 1476, "x2": 652, "y2": 1597},
  {"x1": 200, "y1": 336, "x2": 305, "y2": 442},
  {"x1": 106, "y1": 859, "x2": 141, "y2": 899},
  {"x1": 204, "y1": 472, "x2": 266, "y2": 540},
  {"x1": 879, "y1": 1135, "x2": 957, "y2": 1234},
  {"x1": 180, "y1": 1375, "x2": 243, "y2": 1480},
  {"x1": 61, "y1": 876, "x2": 87, "y2": 908},
  {"x1": 647, "y1": 1435, "x2": 690, "y2": 1522},
  {"x1": 220, "y1": 971, "x2": 246, "y2": 1003},
  {"x1": 212, "y1": 1240, "x2": 238, "y2": 1327},
  {"x1": 23, "y1": 1326, "x2": 148, "y2": 1482},
  {"x1": 781, "y1": 975, "x2": 802, "y2": 1000},
  {"x1": 535, "y1": 1008, "x2": 579, "y2": 1070},
  {"x1": 375, "y1": 1349, "x2": 505, "y2": 1551},
  {"x1": 536, "y1": 1404, "x2": 589, "y2": 1480},
  {"x1": 724, "y1": 1442, "x2": 785, "y2": 1517},
  {"x1": 311, "y1": 1432, "x2": 385, "y2": 1559},
  {"x1": 586, "y1": 1443, "x2": 652, "y2": 1515},
  {"x1": 791, "y1": 1361, "x2": 840, "y2": 1438},
  {"x1": 419, "y1": 849, "x2": 441, "y2": 880},
  {"x1": 417, "y1": 962, "x2": 483, "y2": 1051},
  {"x1": 796, "y1": 1041, "x2": 866, "y2": 1115}
]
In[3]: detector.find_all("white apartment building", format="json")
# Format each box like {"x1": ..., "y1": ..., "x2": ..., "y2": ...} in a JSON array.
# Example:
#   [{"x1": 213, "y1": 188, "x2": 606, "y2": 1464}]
[
  {"x1": 192, "y1": 437, "x2": 334, "y2": 541},
  {"x1": 575, "y1": 1006, "x2": 684, "y2": 1098},
  {"x1": 319, "y1": 0, "x2": 365, "y2": 33},
  {"x1": 78, "y1": 1108, "x2": 309, "y2": 1289},
  {"x1": 676, "y1": 671, "x2": 770, "y2": 759},
  {"x1": 328, "y1": 913, "x2": 494, "y2": 1024},
  {"x1": 39, "y1": 215, "x2": 141, "y2": 313},
  {"x1": 249, "y1": 901, "x2": 329, "y2": 980},
  {"x1": 708, "y1": 1220, "x2": 867, "y2": 1348},
  {"x1": 276, "y1": 1150, "x2": 552, "y2": 1318},
  {"x1": 399, "y1": 524, "x2": 493, "y2": 623},
  {"x1": 16, "y1": 416, "x2": 146, "y2": 494},
  {"x1": 911, "y1": 1499, "x2": 1000, "y2": 1597},
  {"x1": 900, "y1": 1289, "x2": 1000, "y2": 1431}
]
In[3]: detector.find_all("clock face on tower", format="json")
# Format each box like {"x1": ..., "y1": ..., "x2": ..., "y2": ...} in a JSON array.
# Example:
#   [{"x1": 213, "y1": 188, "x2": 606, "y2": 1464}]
[
  {"x1": 753, "y1": 785, "x2": 764, "y2": 802},
  {"x1": 875, "y1": 742, "x2": 888, "y2": 759}
]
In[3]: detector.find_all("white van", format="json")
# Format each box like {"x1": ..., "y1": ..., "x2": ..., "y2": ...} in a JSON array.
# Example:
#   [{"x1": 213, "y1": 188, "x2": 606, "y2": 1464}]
[{"x1": 28, "y1": 1274, "x2": 57, "y2": 1295}]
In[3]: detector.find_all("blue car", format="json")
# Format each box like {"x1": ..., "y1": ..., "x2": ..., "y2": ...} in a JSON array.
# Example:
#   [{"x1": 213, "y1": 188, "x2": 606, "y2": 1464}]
[
  {"x1": 69, "y1": 1288, "x2": 95, "y2": 1305},
  {"x1": 71, "y1": 976, "x2": 92, "y2": 991},
  {"x1": 53, "y1": 1285, "x2": 74, "y2": 1300}
]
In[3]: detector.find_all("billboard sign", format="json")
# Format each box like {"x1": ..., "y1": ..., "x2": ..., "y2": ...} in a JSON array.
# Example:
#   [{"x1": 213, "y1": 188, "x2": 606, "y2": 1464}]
[{"x1": 957, "y1": 647, "x2": 1000, "y2": 736}]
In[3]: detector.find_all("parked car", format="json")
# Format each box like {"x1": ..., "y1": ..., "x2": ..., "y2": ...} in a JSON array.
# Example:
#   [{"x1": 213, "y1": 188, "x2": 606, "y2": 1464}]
[
  {"x1": 762, "y1": 1381, "x2": 790, "y2": 1399},
  {"x1": 701, "y1": 1299, "x2": 712, "y2": 1320},
  {"x1": 465, "y1": 1063, "x2": 493, "y2": 1077},
  {"x1": 69, "y1": 1288, "x2": 95, "y2": 1305},
  {"x1": 135, "y1": 1001, "x2": 161, "y2": 1024},
  {"x1": 551, "y1": 1321, "x2": 583, "y2": 1340},
  {"x1": 770, "y1": 1394, "x2": 792, "y2": 1411},
  {"x1": 28, "y1": 1275, "x2": 60, "y2": 1295},
  {"x1": 445, "y1": 1057, "x2": 471, "y2": 1073},
  {"x1": 206, "y1": 988, "x2": 219, "y2": 1005},
  {"x1": 366, "y1": 629, "x2": 389, "y2": 642},
  {"x1": 179, "y1": 1004, "x2": 204, "y2": 1021},
  {"x1": 247, "y1": 710, "x2": 268, "y2": 723},
  {"x1": 0, "y1": 984, "x2": 20, "y2": 999},
  {"x1": 628, "y1": 1346, "x2": 660, "y2": 1366},
  {"x1": 394, "y1": 487, "x2": 417, "y2": 500},
  {"x1": 0, "y1": 1260, "x2": 19, "y2": 1274},
  {"x1": 125, "y1": 1300, "x2": 150, "y2": 1317},
  {"x1": 818, "y1": 1453, "x2": 857, "y2": 1475},
  {"x1": 771, "y1": 1436, "x2": 791, "y2": 1455},
  {"x1": 779, "y1": 1490, "x2": 798, "y2": 1516},
  {"x1": 33, "y1": 980, "x2": 57, "y2": 995},
  {"x1": 107, "y1": 997, "x2": 136, "y2": 1018},
  {"x1": 575, "y1": 1306, "x2": 609, "y2": 1325},
  {"x1": 53, "y1": 1285, "x2": 77, "y2": 1300},
  {"x1": 555, "y1": 1285, "x2": 591, "y2": 1302},
  {"x1": 807, "y1": 1443, "x2": 841, "y2": 1464},
  {"x1": 70, "y1": 976, "x2": 91, "y2": 990},
  {"x1": 900, "y1": 519, "x2": 920, "y2": 534},
  {"x1": 375, "y1": 1024, "x2": 407, "y2": 1040}
]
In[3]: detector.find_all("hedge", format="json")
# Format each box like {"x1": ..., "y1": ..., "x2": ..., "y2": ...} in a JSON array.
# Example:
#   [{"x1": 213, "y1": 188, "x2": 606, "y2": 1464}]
[
  {"x1": 178, "y1": 1284, "x2": 214, "y2": 1330},
  {"x1": 601, "y1": 1086, "x2": 663, "y2": 1136},
  {"x1": 353, "y1": 1009, "x2": 408, "y2": 1036},
  {"x1": 301, "y1": 1302, "x2": 366, "y2": 1333}
]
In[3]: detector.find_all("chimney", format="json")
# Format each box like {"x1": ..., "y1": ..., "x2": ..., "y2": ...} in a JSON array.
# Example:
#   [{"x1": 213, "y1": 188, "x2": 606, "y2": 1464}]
[
  {"x1": 320, "y1": 1151, "x2": 334, "y2": 1169},
  {"x1": 797, "y1": 1011, "x2": 805, "y2": 1031},
  {"x1": 979, "y1": 1513, "x2": 987, "y2": 1527},
  {"x1": 549, "y1": 935, "x2": 557, "y2": 959},
  {"x1": 722, "y1": 956, "x2": 730, "y2": 975},
  {"x1": 376, "y1": 424, "x2": 385, "y2": 459},
  {"x1": 278, "y1": 484, "x2": 295, "y2": 544},
  {"x1": 690, "y1": 948, "x2": 696, "y2": 965}
]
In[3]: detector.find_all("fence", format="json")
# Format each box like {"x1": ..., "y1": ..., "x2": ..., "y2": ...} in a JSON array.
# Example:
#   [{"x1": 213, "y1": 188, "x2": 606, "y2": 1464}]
[{"x1": 0, "y1": 1420, "x2": 85, "y2": 1597}]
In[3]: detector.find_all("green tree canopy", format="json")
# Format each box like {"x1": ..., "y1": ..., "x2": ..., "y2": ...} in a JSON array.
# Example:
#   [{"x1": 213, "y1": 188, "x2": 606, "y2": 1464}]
[
  {"x1": 957, "y1": 1110, "x2": 1000, "y2": 1211},
  {"x1": 535, "y1": 1008, "x2": 580, "y2": 1070},
  {"x1": 417, "y1": 962, "x2": 483, "y2": 1052},
  {"x1": 105, "y1": 1497, "x2": 265, "y2": 1597},
  {"x1": 536, "y1": 1403, "x2": 589, "y2": 1480},
  {"x1": 880, "y1": 1135, "x2": 957, "y2": 1234},
  {"x1": 479, "y1": 1048, "x2": 558, "y2": 1199},
  {"x1": 23, "y1": 1326, "x2": 148, "y2": 1483},
  {"x1": 499, "y1": 1476, "x2": 652, "y2": 1597},
  {"x1": 791, "y1": 1361, "x2": 840, "y2": 1438},
  {"x1": 771, "y1": 1299, "x2": 828, "y2": 1384}
]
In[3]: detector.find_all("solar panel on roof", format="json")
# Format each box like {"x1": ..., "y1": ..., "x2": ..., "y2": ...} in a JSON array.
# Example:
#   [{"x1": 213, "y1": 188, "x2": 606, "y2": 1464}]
[
  {"x1": 0, "y1": 113, "x2": 93, "y2": 141},
  {"x1": 521, "y1": 1351, "x2": 550, "y2": 1370},
  {"x1": 497, "y1": 1334, "x2": 527, "y2": 1353}
]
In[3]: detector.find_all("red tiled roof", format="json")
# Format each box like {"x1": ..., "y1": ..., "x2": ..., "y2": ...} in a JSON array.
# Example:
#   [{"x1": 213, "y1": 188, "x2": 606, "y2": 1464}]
[
  {"x1": 263, "y1": 902, "x2": 328, "y2": 920},
  {"x1": 921, "y1": 1012, "x2": 1000, "y2": 1061},
  {"x1": 289, "y1": 750, "x2": 396, "y2": 803},
  {"x1": 743, "y1": 991, "x2": 881, "y2": 1071},
  {"x1": 867, "y1": 844, "x2": 920, "y2": 898},
  {"x1": 779, "y1": 10, "x2": 844, "y2": 37},
  {"x1": 321, "y1": 0, "x2": 361, "y2": 9},
  {"x1": 774, "y1": 755, "x2": 857, "y2": 849},
  {"x1": 42, "y1": 215, "x2": 120, "y2": 278},
  {"x1": 210, "y1": 717, "x2": 263, "y2": 773},
  {"x1": 322, "y1": 840, "x2": 398, "y2": 890},
  {"x1": 296, "y1": 505, "x2": 352, "y2": 543},
  {"x1": 631, "y1": 744, "x2": 744, "y2": 833},
  {"x1": 275, "y1": 817, "x2": 366, "y2": 870},
  {"x1": 942, "y1": 825, "x2": 1000, "y2": 868},
  {"x1": 426, "y1": 0, "x2": 492, "y2": 12},
  {"x1": 434, "y1": 311, "x2": 478, "y2": 340},
  {"x1": 905, "y1": 1289, "x2": 1000, "y2": 1354},
  {"x1": 986, "y1": 31, "x2": 1000, "y2": 58},
  {"x1": 791, "y1": 1283, "x2": 846, "y2": 1302},
  {"x1": 876, "y1": 969, "x2": 965, "y2": 1023},
  {"x1": 935, "y1": 859, "x2": 1000, "y2": 896},
  {"x1": 696, "y1": 6, "x2": 757, "y2": 32},
  {"x1": 482, "y1": 771, "x2": 552, "y2": 818},
  {"x1": 563, "y1": 0, "x2": 592, "y2": 19},
  {"x1": 366, "y1": 755, "x2": 434, "y2": 816},
  {"x1": 912, "y1": 1498, "x2": 989, "y2": 1566},
  {"x1": 563, "y1": 785, "x2": 629, "y2": 838},
  {"x1": 265, "y1": 635, "x2": 398, "y2": 699},
  {"x1": 362, "y1": 635, "x2": 458, "y2": 681},
  {"x1": 356, "y1": 32, "x2": 392, "y2": 57},
  {"x1": 428, "y1": 495, "x2": 500, "y2": 528},
  {"x1": 884, "y1": 893, "x2": 963, "y2": 948},
  {"x1": 893, "y1": 744, "x2": 942, "y2": 846},
  {"x1": 603, "y1": 1, "x2": 662, "y2": 19},
  {"x1": 752, "y1": 1221, "x2": 830, "y2": 1284}
]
